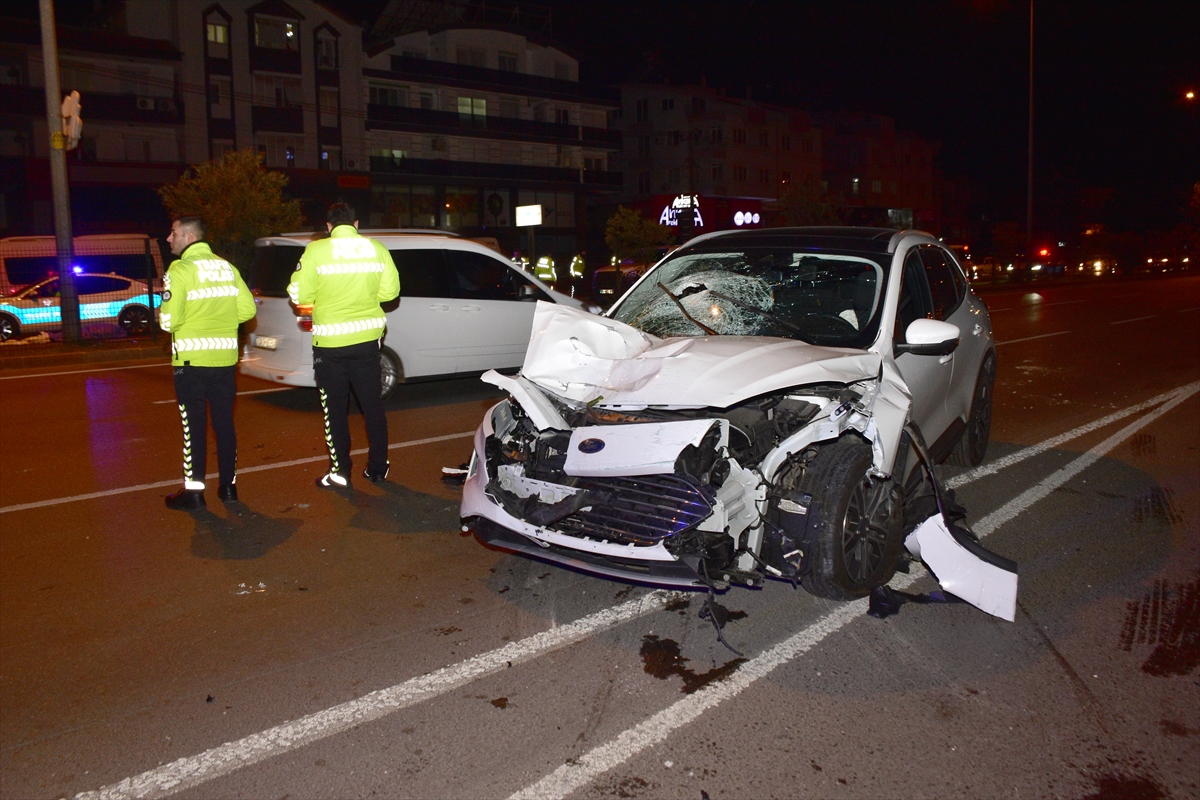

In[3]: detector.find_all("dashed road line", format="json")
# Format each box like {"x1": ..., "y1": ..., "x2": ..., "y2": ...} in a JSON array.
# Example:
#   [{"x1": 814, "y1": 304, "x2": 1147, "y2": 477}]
[
  {"x1": 1110, "y1": 315, "x2": 1156, "y2": 325},
  {"x1": 150, "y1": 386, "x2": 293, "y2": 404},
  {"x1": 0, "y1": 431, "x2": 474, "y2": 514},
  {"x1": 995, "y1": 330, "x2": 1071, "y2": 346}
]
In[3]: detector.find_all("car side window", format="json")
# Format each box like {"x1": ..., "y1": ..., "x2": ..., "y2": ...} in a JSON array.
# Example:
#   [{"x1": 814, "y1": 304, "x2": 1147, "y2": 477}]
[
  {"x1": 895, "y1": 250, "x2": 933, "y2": 344},
  {"x1": 442, "y1": 250, "x2": 517, "y2": 300},
  {"x1": 918, "y1": 246, "x2": 961, "y2": 320},
  {"x1": 511, "y1": 270, "x2": 552, "y2": 302},
  {"x1": 75, "y1": 276, "x2": 129, "y2": 295},
  {"x1": 34, "y1": 279, "x2": 60, "y2": 298},
  {"x1": 388, "y1": 248, "x2": 449, "y2": 298},
  {"x1": 941, "y1": 247, "x2": 969, "y2": 301}
]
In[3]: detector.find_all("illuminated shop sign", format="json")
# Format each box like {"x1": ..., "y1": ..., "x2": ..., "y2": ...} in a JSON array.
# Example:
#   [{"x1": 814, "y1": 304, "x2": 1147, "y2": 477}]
[{"x1": 652, "y1": 195, "x2": 763, "y2": 230}]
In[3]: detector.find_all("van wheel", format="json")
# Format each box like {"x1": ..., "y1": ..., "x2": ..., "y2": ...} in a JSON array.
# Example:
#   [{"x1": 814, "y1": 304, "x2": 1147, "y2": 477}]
[
  {"x1": 0, "y1": 313, "x2": 17, "y2": 342},
  {"x1": 380, "y1": 346, "x2": 403, "y2": 400},
  {"x1": 796, "y1": 436, "x2": 903, "y2": 601},
  {"x1": 118, "y1": 305, "x2": 153, "y2": 336}
]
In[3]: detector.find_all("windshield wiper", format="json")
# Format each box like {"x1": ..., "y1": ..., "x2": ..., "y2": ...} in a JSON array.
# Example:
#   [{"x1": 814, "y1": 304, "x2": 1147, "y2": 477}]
[
  {"x1": 657, "y1": 281, "x2": 719, "y2": 336},
  {"x1": 707, "y1": 290, "x2": 810, "y2": 341}
]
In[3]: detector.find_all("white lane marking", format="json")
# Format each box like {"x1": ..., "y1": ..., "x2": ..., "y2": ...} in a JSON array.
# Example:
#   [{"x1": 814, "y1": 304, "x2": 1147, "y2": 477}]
[
  {"x1": 1110, "y1": 315, "x2": 1156, "y2": 325},
  {"x1": 1176, "y1": 307, "x2": 1200, "y2": 313},
  {"x1": 946, "y1": 381, "x2": 1200, "y2": 489},
  {"x1": 994, "y1": 331, "x2": 1071, "y2": 346},
  {"x1": 0, "y1": 432, "x2": 474, "y2": 514},
  {"x1": 72, "y1": 382, "x2": 1199, "y2": 800},
  {"x1": 75, "y1": 591, "x2": 680, "y2": 800},
  {"x1": 1043, "y1": 299, "x2": 1088, "y2": 307},
  {"x1": 150, "y1": 387, "x2": 293, "y2": 405},
  {"x1": 0, "y1": 361, "x2": 168, "y2": 380},
  {"x1": 509, "y1": 382, "x2": 1200, "y2": 800},
  {"x1": 988, "y1": 307, "x2": 1014, "y2": 312}
]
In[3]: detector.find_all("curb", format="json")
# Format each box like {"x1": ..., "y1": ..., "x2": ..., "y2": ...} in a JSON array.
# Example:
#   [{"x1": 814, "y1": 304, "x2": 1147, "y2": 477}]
[{"x1": 0, "y1": 338, "x2": 171, "y2": 371}]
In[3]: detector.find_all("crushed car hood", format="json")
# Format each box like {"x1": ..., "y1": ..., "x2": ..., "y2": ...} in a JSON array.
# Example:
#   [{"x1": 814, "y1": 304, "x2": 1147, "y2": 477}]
[{"x1": 520, "y1": 301, "x2": 882, "y2": 408}]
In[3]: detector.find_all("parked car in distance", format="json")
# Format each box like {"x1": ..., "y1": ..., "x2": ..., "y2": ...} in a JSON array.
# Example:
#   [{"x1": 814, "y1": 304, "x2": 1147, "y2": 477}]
[
  {"x1": 462, "y1": 227, "x2": 996, "y2": 603},
  {"x1": 240, "y1": 230, "x2": 601, "y2": 398},
  {"x1": 0, "y1": 272, "x2": 161, "y2": 341}
]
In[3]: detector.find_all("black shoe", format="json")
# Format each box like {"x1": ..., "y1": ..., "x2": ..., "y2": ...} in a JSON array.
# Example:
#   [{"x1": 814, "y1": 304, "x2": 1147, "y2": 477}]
[
  {"x1": 218, "y1": 484, "x2": 239, "y2": 503},
  {"x1": 165, "y1": 488, "x2": 205, "y2": 511},
  {"x1": 316, "y1": 472, "x2": 350, "y2": 490},
  {"x1": 363, "y1": 462, "x2": 390, "y2": 483}
]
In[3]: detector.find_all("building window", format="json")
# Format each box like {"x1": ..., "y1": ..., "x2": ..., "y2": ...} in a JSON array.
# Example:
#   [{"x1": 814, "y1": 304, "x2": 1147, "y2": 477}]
[
  {"x1": 257, "y1": 135, "x2": 298, "y2": 168},
  {"x1": 207, "y1": 22, "x2": 227, "y2": 44},
  {"x1": 802, "y1": 137, "x2": 814, "y2": 153},
  {"x1": 456, "y1": 48, "x2": 485, "y2": 67},
  {"x1": 316, "y1": 36, "x2": 338, "y2": 69},
  {"x1": 555, "y1": 108, "x2": 570, "y2": 125},
  {"x1": 498, "y1": 51, "x2": 518, "y2": 72},
  {"x1": 319, "y1": 87, "x2": 338, "y2": 127},
  {"x1": 638, "y1": 171, "x2": 651, "y2": 194},
  {"x1": 635, "y1": 98, "x2": 649, "y2": 123},
  {"x1": 780, "y1": 170, "x2": 791, "y2": 184},
  {"x1": 319, "y1": 146, "x2": 340, "y2": 170},
  {"x1": 285, "y1": 146, "x2": 295, "y2": 167},
  {"x1": 369, "y1": 83, "x2": 408, "y2": 107},
  {"x1": 209, "y1": 77, "x2": 231, "y2": 119},
  {"x1": 759, "y1": 167, "x2": 770, "y2": 184},
  {"x1": 457, "y1": 96, "x2": 486, "y2": 117},
  {"x1": 668, "y1": 130, "x2": 682, "y2": 146},
  {"x1": 733, "y1": 165, "x2": 747, "y2": 182},
  {"x1": 710, "y1": 126, "x2": 723, "y2": 144},
  {"x1": 758, "y1": 131, "x2": 769, "y2": 147},
  {"x1": 692, "y1": 97, "x2": 706, "y2": 115},
  {"x1": 852, "y1": 177, "x2": 860, "y2": 195},
  {"x1": 780, "y1": 134, "x2": 791, "y2": 150},
  {"x1": 871, "y1": 179, "x2": 882, "y2": 194},
  {"x1": 254, "y1": 75, "x2": 301, "y2": 107},
  {"x1": 732, "y1": 128, "x2": 746, "y2": 144},
  {"x1": 584, "y1": 156, "x2": 606, "y2": 171},
  {"x1": 254, "y1": 17, "x2": 298, "y2": 51},
  {"x1": 637, "y1": 135, "x2": 650, "y2": 158},
  {"x1": 418, "y1": 91, "x2": 434, "y2": 110},
  {"x1": 711, "y1": 162, "x2": 724, "y2": 181},
  {"x1": 661, "y1": 97, "x2": 674, "y2": 111}
]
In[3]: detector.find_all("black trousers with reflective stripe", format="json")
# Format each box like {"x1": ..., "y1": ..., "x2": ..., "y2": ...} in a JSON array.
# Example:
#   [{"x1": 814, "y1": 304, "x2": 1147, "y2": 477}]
[
  {"x1": 313, "y1": 340, "x2": 388, "y2": 478},
  {"x1": 173, "y1": 364, "x2": 237, "y2": 488}
]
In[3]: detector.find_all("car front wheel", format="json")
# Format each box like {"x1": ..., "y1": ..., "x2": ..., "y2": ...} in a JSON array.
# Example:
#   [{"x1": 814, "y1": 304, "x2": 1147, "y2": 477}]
[
  {"x1": 0, "y1": 313, "x2": 18, "y2": 342},
  {"x1": 118, "y1": 305, "x2": 154, "y2": 336},
  {"x1": 380, "y1": 345, "x2": 403, "y2": 399},
  {"x1": 947, "y1": 354, "x2": 995, "y2": 467},
  {"x1": 796, "y1": 436, "x2": 904, "y2": 601}
]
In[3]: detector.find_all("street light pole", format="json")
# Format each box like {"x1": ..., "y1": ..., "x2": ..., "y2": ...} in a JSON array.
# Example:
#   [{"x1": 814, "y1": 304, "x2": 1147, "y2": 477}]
[
  {"x1": 1026, "y1": 0, "x2": 1035, "y2": 257},
  {"x1": 39, "y1": 0, "x2": 80, "y2": 341}
]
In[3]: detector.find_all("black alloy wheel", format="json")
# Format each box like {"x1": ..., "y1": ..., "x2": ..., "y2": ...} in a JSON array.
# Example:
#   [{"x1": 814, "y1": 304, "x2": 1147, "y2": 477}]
[
  {"x1": 948, "y1": 354, "x2": 996, "y2": 467},
  {"x1": 0, "y1": 313, "x2": 17, "y2": 342},
  {"x1": 118, "y1": 305, "x2": 154, "y2": 336},
  {"x1": 380, "y1": 345, "x2": 403, "y2": 400}
]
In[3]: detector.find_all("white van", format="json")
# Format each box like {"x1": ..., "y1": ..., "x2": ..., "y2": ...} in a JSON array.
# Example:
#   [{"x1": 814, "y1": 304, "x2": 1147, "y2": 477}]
[
  {"x1": 0, "y1": 234, "x2": 165, "y2": 296},
  {"x1": 240, "y1": 230, "x2": 600, "y2": 398}
]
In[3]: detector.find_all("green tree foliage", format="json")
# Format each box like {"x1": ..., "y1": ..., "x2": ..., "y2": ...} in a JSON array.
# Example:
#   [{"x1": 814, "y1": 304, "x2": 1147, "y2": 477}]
[
  {"x1": 605, "y1": 206, "x2": 674, "y2": 263},
  {"x1": 774, "y1": 182, "x2": 847, "y2": 227},
  {"x1": 158, "y1": 150, "x2": 304, "y2": 268}
]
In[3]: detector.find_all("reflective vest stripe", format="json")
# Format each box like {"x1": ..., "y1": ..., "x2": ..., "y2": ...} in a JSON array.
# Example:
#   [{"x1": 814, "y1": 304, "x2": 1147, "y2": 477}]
[
  {"x1": 314, "y1": 262, "x2": 389, "y2": 275},
  {"x1": 310, "y1": 318, "x2": 385, "y2": 337},
  {"x1": 185, "y1": 285, "x2": 241, "y2": 301},
  {"x1": 173, "y1": 337, "x2": 238, "y2": 354}
]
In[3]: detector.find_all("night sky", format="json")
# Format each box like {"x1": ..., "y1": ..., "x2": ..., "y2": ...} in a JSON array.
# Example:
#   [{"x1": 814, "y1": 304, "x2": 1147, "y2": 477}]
[{"x1": 19, "y1": 0, "x2": 1200, "y2": 234}]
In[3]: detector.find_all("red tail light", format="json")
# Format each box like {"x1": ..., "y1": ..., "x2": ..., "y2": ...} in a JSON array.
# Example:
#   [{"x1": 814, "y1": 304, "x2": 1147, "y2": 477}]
[{"x1": 297, "y1": 315, "x2": 312, "y2": 332}]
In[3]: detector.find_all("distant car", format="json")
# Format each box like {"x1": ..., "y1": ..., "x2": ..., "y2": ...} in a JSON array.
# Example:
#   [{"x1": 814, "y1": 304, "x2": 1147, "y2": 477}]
[
  {"x1": 462, "y1": 227, "x2": 997, "y2": 602},
  {"x1": 240, "y1": 230, "x2": 601, "y2": 399},
  {"x1": 0, "y1": 272, "x2": 160, "y2": 341}
]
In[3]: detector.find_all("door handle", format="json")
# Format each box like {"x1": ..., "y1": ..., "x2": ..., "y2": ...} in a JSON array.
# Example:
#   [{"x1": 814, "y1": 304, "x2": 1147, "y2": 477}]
[
  {"x1": 461, "y1": 305, "x2": 482, "y2": 312},
  {"x1": 428, "y1": 304, "x2": 450, "y2": 311}
]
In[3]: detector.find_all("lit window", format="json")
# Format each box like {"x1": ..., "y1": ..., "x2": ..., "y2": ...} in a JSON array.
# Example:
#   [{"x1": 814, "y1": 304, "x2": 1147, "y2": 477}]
[
  {"x1": 206, "y1": 23, "x2": 227, "y2": 44},
  {"x1": 457, "y1": 97, "x2": 486, "y2": 117},
  {"x1": 255, "y1": 18, "x2": 298, "y2": 51}
]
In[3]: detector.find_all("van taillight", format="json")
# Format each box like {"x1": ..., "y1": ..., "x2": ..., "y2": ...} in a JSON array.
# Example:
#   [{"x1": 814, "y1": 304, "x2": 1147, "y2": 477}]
[{"x1": 297, "y1": 316, "x2": 312, "y2": 332}]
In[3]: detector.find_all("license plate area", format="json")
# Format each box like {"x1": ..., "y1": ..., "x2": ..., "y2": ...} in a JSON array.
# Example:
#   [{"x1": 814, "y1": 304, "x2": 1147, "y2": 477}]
[{"x1": 255, "y1": 336, "x2": 278, "y2": 350}]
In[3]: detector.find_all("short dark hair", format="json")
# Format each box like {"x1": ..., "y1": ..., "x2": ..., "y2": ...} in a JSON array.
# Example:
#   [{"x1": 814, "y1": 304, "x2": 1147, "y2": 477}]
[
  {"x1": 326, "y1": 202, "x2": 356, "y2": 227},
  {"x1": 177, "y1": 216, "x2": 206, "y2": 240}
]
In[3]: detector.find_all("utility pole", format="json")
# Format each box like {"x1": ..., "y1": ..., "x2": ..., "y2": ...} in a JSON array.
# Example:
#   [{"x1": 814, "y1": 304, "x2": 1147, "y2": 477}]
[
  {"x1": 39, "y1": 0, "x2": 80, "y2": 341},
  {"x1": 1025, "y1": 0, "x2": 1034, "y2": 258}
]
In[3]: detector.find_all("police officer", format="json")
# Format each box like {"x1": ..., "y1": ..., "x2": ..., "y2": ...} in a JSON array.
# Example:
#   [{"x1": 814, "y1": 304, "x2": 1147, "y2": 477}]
[
  {"x1": 161, "y1": 217, "x2": 256, "y2": 510},
  {"x1": 289, "y1": 202, "x2": 400, "y2": 489}
]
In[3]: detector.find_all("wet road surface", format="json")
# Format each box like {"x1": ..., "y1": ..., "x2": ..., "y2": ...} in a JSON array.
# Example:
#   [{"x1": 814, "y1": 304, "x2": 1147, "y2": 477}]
[{"x1": 1, "y1": 276, "x2": 1197, "y2": 799}]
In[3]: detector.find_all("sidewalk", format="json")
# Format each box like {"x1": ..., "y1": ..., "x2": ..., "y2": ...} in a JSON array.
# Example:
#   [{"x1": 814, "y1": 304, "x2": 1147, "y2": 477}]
[{"x1": 0, "y1": 334, "x2": 170, "y2": 371}]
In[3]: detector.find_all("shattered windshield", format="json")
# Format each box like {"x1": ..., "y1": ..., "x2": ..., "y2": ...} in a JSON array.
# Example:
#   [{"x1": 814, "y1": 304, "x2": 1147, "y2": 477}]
[{"x1": 609, "y1": 246, "x2": 888, "y2": 348}]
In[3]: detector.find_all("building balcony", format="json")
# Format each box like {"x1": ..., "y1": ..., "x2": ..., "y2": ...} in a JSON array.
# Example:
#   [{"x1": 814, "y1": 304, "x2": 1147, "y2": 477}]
[
  {"x1": 366, "y1": 104, "x2": 621, "y2": 149},
  {"x1": 369, "y1": 155, "x2": 621, "y2": 187},
  {"x1": 251, "y1": 105, "x2": 304, "y2": 133},
  {"x1": 0, "y1": 84, "x2": 183, "y2": 125},
  {"x1": 248, "y1": 46, "x2": 301, "y2": 75},
  {"x1": 369, "y1": 56, "x2": 617, "y2": 106}
]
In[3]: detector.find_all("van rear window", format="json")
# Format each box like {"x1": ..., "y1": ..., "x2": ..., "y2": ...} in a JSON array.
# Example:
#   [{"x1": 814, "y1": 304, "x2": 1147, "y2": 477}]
[{"x1": 248, "y1": 245, "x2": 305, "y2": 297}]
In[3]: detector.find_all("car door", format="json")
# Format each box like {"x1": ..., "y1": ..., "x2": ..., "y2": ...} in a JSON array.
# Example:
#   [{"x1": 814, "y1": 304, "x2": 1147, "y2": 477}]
[
  {"x1": 441, "y1": 248, "x2": 551, "y2": 373},
  {"x1": 893, "y1": 247, "x2": 954, "y2": 444},
  {"x1": 384, "y1": 247, "x2": 472, "y2": 377},
  {"x1": 922, "y1": 246, "x2": 982, "y2": 423},
  {"x1": 74, "y1": 275, "x2": 131, "y2": 321}
]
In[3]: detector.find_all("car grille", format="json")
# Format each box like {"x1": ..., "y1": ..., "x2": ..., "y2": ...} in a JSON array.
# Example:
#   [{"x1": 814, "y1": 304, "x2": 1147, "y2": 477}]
[{"x1": 555, "y1": 474, "x2": 715, "y2": 546}]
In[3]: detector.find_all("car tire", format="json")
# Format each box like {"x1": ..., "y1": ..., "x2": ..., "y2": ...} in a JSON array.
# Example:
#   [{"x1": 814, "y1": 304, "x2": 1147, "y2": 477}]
[
  {"x1": 0, "y1": 313, "x2": 18, "y2": 342},
  {"x1": 118, "y1": 305, "x2": 154, "y2": 336},
  {"x1": 947, "y1": 353, "x2": 995, "y2": 468},
  {"x1": 796, "y1": 436, "x2": 904, "y2": 601},
  {"x1": 380, "y1": 345, "x2": 403, "y2": 400}
]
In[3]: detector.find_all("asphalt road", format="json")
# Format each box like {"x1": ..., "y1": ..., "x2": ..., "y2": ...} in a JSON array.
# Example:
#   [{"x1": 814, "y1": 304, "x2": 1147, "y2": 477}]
[{"x1": 1, "y1": 276, "x2": 1197, "y2": 800}]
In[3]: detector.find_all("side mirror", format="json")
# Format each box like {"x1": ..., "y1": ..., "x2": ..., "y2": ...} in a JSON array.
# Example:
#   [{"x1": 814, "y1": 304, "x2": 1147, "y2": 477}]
[
  {"x1": 517, "y1": 283, "x2": 539, "y2": 301},
  {"x1": 895, "y1": 318, "x2": 960, "y2": 356}
]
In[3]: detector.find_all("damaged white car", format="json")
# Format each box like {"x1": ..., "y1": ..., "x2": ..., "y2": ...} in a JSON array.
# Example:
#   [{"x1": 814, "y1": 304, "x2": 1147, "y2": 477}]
[{"x1": 461, "y1": 227, "x2": 1003, "y2": 609}]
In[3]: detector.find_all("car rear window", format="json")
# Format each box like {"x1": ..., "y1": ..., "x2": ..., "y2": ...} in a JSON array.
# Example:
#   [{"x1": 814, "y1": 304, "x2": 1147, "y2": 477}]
[{"x1": 248, "y1": 244, "x2": 305, "y2": 297}]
